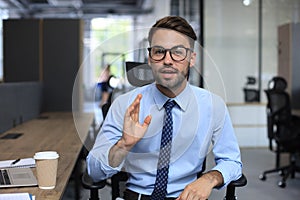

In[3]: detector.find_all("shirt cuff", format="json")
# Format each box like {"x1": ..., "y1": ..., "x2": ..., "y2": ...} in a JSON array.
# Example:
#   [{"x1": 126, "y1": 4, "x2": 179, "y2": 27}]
[{"x1": 211, "y1": 164, "x2": 242, "y2": 189}]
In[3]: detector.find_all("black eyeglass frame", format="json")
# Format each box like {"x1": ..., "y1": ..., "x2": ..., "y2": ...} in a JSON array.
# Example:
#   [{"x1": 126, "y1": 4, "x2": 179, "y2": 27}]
[{"x1": 147, "y1": 45, "x2": 193, "y2": 62}]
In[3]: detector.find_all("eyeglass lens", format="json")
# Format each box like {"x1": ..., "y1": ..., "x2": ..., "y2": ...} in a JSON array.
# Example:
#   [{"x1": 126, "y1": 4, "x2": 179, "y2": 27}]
[{"x1": 149, "y1": 46, "x2": 190, "y2": 61}]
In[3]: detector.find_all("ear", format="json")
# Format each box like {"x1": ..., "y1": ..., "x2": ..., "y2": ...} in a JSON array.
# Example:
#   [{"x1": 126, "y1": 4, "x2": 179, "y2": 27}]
[{"x1": 189, "y1": 51, "x2": 196, "y2": 68}]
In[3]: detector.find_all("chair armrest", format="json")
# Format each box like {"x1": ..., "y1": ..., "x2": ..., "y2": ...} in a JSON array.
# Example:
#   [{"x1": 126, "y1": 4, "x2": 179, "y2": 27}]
[
  {"x1": 228, "y1": 173, "x2": 247, "y2": 187},
  {"x1": 224, "y1": 174, "x2": 247, "y2": 200},
  {"x1": 81, "y1": 172, "x2": 106, "y2": 190}
]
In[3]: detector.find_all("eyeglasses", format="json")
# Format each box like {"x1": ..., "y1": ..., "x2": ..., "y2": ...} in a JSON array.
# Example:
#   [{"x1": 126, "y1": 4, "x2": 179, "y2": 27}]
[{"x1": 147, "y1": 46, "x2": 193, "y2": 62}]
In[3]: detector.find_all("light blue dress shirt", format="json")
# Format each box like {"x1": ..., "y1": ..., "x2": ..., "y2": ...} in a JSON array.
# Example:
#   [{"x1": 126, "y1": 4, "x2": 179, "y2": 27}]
[{"x1": 87, "y1": 83, "x2": 242, "y2": 198}]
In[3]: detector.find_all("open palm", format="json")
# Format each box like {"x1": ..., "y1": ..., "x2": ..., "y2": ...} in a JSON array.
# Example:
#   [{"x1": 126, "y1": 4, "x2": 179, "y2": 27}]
[{"x1": 122, "y1": 94, "x2": 152, "y2": 149}]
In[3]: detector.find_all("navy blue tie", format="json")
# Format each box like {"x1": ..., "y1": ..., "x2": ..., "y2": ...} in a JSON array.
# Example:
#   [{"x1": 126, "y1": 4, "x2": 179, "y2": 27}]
[{"x1": 151, "y1": 100, "x2": 176, "y2": 200}]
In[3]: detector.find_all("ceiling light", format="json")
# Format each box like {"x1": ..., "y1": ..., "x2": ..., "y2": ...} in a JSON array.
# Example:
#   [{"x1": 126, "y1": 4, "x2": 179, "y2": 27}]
[{"x1": 242, "y1": 0, "x2": 252, "y2": 6}]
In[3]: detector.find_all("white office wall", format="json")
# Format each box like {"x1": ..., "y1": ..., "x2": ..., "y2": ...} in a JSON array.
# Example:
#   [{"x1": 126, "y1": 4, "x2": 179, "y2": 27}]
[
  {"x1": 204, "y1": 0, "x2": 300, "y2": 103},
  {"x1": 134, "y1": 0, "x2": 171, "y2": 48},
  {"x1": 203, "y1": 0, "x2": 300, "y2": 147}
]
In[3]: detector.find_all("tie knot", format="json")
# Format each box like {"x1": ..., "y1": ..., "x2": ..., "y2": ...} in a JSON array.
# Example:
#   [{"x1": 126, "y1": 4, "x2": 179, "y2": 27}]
[{"x1": 164, "y1": 100, "x2": 176, "y2": 111}]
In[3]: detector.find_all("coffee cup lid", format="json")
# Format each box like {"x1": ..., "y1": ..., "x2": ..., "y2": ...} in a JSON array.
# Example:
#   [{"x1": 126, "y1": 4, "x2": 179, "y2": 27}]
[{"x1": 34, "y1": 151, "x2": 59, "y2": 160}]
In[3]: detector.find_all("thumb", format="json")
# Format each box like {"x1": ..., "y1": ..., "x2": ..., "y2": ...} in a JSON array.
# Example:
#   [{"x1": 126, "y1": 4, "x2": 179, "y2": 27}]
[{"x1": 142, "y1": 115, "x2": 152, "y2": 127}]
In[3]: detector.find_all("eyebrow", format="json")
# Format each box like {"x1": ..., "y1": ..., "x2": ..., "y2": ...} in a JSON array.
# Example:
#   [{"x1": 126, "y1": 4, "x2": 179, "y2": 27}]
[{"x1": 151, "y1": 45, "x2": 187, "y2": 49}]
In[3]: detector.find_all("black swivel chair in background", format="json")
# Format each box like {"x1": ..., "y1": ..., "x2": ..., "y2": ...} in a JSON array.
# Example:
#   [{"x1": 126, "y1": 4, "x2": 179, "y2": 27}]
[
  {"x1": 259, "y1": 76, "x2": 300, "y2": 188},
  {"x1": 82, "y1": 62, "x2": 247, "y2": 200},
  {"x1": 260, "y1": 77, "x2": 289, "y2": 174}
]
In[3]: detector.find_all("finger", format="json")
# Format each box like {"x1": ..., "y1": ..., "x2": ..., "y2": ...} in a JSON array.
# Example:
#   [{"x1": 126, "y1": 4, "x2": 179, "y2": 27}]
[
  {"x1": 125, "y1": 105, "x2": 133, "y2": 118},
  {"x1": 176, "y1": 193, "x2": 183, "y2": 200},
  {"x1": 143, "y1": 115, "x2": 152, "y2": 127},
  {"x1": 127, "y1": 94, "x2": 142, "y2": 120},
  {"x1": 134, "y1": 94, "x2": 142, "y2": 104},
  {"x1": 126, "y1": 103, "x2": 136, "y2": 119},
  {"x1": 132, "y1": 102, "x2": 138, "y2": 122},
  {"x1": 132, "y1": 94, "x2": 142, "y2": 121},
  {"x1": 134, "y1": 94, "x2": 142, "y2": 122},
  {"x1": 177, "y1": 190, "x2": 188, "y2": 200},
  {"x1": 130, "y1": 94, "x2": 142, "y2": 109},
  {"x1": 136, "y1": 98, "x2": 140, "y2": 122}
]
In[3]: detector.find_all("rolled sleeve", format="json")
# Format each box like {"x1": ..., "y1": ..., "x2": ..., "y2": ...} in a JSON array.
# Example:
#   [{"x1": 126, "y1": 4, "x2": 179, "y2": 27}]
[
  {"x1": 211, "y1": 160, "x2": 242, "y2": 188},
  {"x1": 87, "y1": 97, "x2": 126, "y2": 182},
  {"x1": 210, "y1": 96, "x2": 243, "y2": 188},
  {"x1": 87, "y1": 144, "x2": 124, "y2": 181}
]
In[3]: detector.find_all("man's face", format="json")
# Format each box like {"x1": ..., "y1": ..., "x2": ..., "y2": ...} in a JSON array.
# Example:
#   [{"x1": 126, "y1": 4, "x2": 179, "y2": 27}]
[{"x1": 148, "y1": 29, "x2": 196, "y2": 95}]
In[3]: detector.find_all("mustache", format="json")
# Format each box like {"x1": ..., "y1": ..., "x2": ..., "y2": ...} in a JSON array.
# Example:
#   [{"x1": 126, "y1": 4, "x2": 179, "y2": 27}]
[{"x1": 158, "y1": 65, "x2": 178, "y2": 73}]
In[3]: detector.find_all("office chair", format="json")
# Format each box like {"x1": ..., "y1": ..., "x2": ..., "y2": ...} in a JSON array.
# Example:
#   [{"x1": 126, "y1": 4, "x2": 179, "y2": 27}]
[
  {"x1": 259, "y1": 76, "x2": 300, "y2": 188},
  {"x1": 82, "y1": 61, "x2": 247, "y2": 199},
  {"x1": 260, "y1": 77, "x2": 288, "y2": 172},
  {"x1": 82, "y1": 172, "x2": 247, "y2": 200}
]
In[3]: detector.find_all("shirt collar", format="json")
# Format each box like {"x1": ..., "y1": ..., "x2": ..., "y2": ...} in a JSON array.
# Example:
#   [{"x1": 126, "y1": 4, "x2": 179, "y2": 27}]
[{"x1": 152, "y1": 82, "x2": 191, "y2": 112}]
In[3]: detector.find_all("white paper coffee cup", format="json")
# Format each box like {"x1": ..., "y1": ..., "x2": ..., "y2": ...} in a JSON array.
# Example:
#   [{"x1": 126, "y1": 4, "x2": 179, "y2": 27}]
[{"x1": 34, "y1": 151, "x2": 59, "y2": 189}]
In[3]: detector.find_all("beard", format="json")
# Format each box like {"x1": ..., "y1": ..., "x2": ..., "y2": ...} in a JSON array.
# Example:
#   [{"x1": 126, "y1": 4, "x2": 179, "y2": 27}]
[{"x1": 153, "y1": 64, "x2": 189, "y2": 94}]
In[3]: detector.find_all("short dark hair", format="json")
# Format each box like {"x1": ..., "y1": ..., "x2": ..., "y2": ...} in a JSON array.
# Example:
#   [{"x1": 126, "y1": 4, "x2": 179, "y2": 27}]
[{"x1": 148, "y1": 16, "x2": 197, "y2": 48}]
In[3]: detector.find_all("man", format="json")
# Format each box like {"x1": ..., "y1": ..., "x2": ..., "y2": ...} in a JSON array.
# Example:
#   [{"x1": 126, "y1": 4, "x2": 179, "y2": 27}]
[{"x1": 87, "y1": 16, "x2": 242, "y2": 200}]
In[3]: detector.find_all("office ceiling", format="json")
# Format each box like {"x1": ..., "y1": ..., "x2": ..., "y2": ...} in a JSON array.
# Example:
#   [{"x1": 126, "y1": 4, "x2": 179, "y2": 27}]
[{"x1": 1, "y1": 0, "x2": 154, "y2": 18}]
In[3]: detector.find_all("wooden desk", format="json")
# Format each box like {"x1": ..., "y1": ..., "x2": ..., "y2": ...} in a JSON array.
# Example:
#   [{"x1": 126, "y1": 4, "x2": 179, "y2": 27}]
[{"x1": 0, "y1": 112, "x2": 94, "y2": 200}]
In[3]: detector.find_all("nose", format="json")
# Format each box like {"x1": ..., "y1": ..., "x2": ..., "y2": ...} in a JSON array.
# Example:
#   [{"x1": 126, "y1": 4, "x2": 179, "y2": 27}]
[{"x1": 163, "y1": 50, "x2": 173, "y2": 64}]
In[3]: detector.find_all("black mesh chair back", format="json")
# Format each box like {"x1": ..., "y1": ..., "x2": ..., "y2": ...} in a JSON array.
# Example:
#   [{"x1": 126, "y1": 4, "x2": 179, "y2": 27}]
[
  {"x1": 260, "y1": 76, "x2": 300, "y2": 187},
  {"x1": 125, "y1": 61, "x2": 155, "y2": 87},
  {"x1": 267, "y1": 89, "x2": 300, "y2": 144},
  {"x1": 266, "y1": 90, "x2": 290, "y2": 122},
  {"x1": 268, "y1": 76, "x2": 287, "y2": 91},
  {"x1": 265, "y1": 77, "x2": 290, "y2": 142}
]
